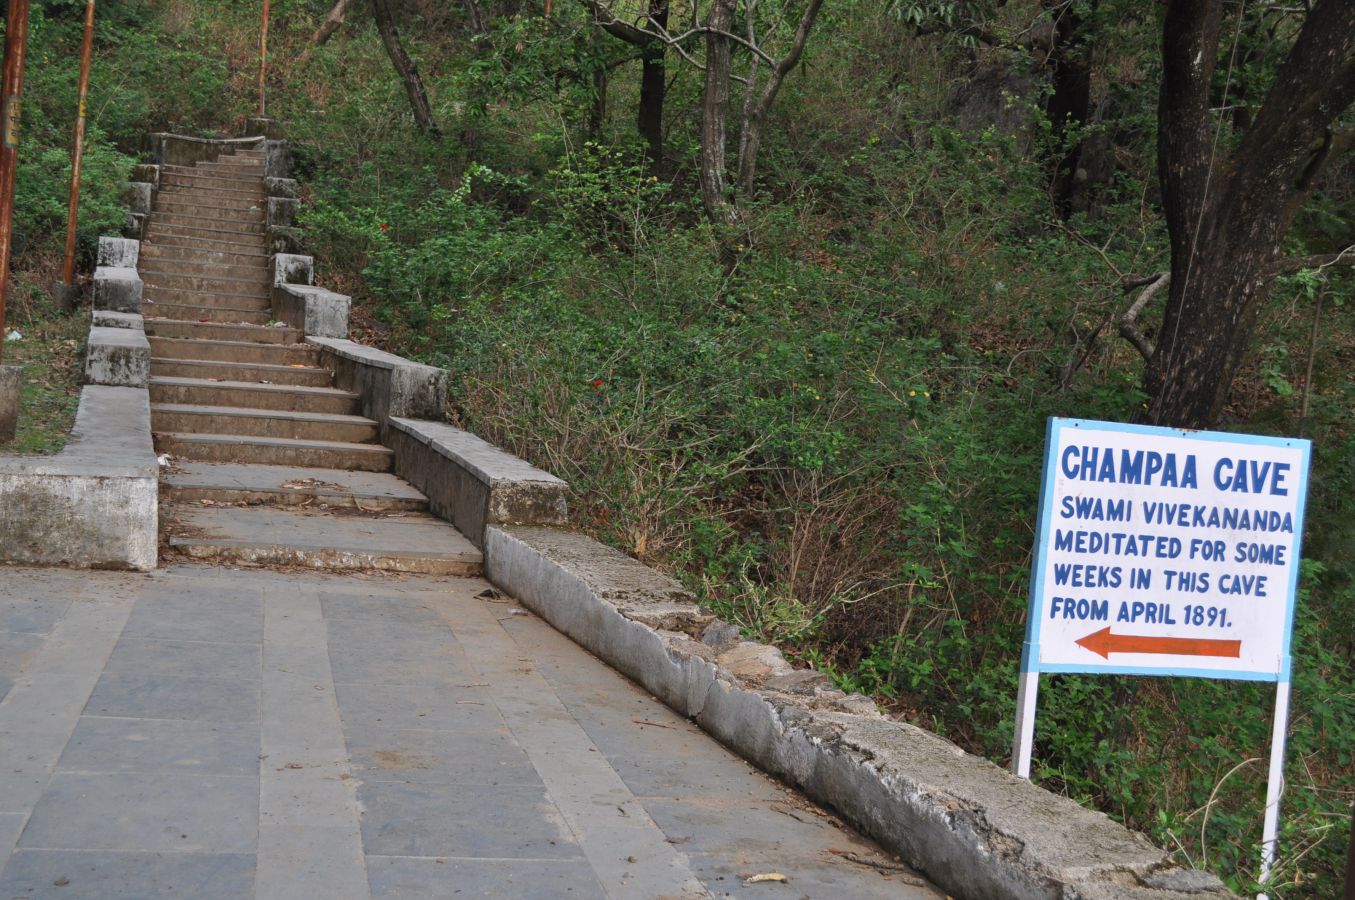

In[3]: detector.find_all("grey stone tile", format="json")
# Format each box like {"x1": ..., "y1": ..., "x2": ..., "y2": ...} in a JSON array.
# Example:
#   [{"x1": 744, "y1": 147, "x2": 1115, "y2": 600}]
[
  {"x1": 0, "y1": 598, "x2": 70, "y2": 636},
  {"x1": 256, "y1": 825, "x2": 367, "y2": 900},
  {"x1": 367, "y1": 855, "x2": 605, "y2": 899},
  {"x1": 19, "y1": 772, "x2": 258, "y2": 853},
  {"x1": 0, "y1": 811, "x2": 25, "y2": 854},
  {"x1": 103, "y1": 638, "x2": 262, "y2": 682},
  {"x1": 334, "y1": 682, "x2": 502, "y2": 732},
  {"x1": 345, "y1": 726, "x2": 540, "y2": 786},
  {"x1": 0, "y1": 849, "x2": 256, "y2": 899},
  {"x1": 0, "y1": 631, "x2": 46, "y2": 673},
  {"x1": 121, "y1": 595, "x2": 264, "y2": 645},
  {"x1": 58, "y1": 716, "x2": 260, "y2": 777},
  {"x1": 357, "y1": 781, "x2": 581, "y2": 860},
  {"x1": 260, "y1": 769, "x2": 358, "y2": 829},
  {"x1": 0, "y1": 730, "x2": 64, "y2": 812},
  {"x1": 327, "y1": 640, "x2": 472, "y2": 687},
  {"x1": 681, "y1": 850, "x2": 939, "y2": 899},
  {"x1": 319, "y1": 592, "x2": 445, "y2": 627},
  {"x1": 0, "y1": 673, "x2": 12, "y2": 706},
  {"x1": 83, "y1": 672, "x2": 260, "y2": 724}
]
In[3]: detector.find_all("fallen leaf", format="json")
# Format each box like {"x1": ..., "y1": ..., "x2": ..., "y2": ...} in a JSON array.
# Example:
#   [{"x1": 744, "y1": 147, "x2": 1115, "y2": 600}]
[{"x1": 744, "y1": 873, "x2": 788, "y2": 884}]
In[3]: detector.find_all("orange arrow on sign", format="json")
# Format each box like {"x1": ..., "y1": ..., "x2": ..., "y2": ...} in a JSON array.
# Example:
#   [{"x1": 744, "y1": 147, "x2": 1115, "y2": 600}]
[{"x1": 1075, "y1": 626, "x2": 1242, "y2": 660}]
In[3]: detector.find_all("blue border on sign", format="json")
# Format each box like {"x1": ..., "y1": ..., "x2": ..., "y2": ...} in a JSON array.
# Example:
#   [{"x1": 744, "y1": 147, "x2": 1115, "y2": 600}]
[{"x1": 1020, "y1": 417, "x2": 1311, "y2": 683}]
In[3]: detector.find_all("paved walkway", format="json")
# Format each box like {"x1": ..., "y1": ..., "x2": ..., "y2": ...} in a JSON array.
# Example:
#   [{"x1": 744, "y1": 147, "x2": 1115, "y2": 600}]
[{"x1": 0, "y1": 564, "x2": 941, "y2": 898}]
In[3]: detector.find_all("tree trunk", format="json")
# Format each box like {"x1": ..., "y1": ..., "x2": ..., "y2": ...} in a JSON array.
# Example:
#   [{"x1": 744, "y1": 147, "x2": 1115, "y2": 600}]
[
  {"x1": 1044, "y1": 0, "x2": 1093, "y2": 218},
  {"x1": 371, "y1": 0, "x2": 440, "y2": 136},
  {"x1": 1143, "y1": 0, "x2": 1355, "y2": 428},
  {"x1": 311, "y1": 0, "x2": 356, "y2": 47},
  {"x1": 465, "y1": 0, "x2": 488, "y2": 35},
  {"x1": 736, "y1": 0, "x2": 824, "y2": 196},
  {"x1": 637, "y1": 0, "x2": 668, "y2": 170},
  {"x1": 699, "y1": 0, "x2": 738, "y2": 226}
]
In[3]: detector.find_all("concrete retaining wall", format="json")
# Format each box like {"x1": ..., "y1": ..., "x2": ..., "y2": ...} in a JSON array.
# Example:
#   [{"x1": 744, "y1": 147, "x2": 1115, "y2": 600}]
[
  {"x1": 309, "y1": 338, "x2": 446, "y2": 425},
  {"x1": 387, "y1": 418, "x2": 568, "y2": 548},
  {"x1": 146, "y1": 132, "x2": 264, "y2": 168},
  {"x1": 482, "y1": 525, "x2": 1233, "y2": 900},
  {"x1": 0, "y1": 386, "x2": 158, "y2": 570}
]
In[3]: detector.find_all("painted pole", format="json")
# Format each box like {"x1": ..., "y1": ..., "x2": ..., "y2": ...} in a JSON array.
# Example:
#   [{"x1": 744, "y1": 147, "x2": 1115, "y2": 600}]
[
  {"x1": 258, "y1": 0, "x2": 270, "y2": 118},
  {"x1": 60, "y1": 0, "x2": 96, "y2": 287},
  {"x1": 1257, "y1": 679, "x2": 1292, "y2": 897},
  {"x1": 1344, "y1": 802, "x2": 1354, "y2": 900},
  {"x1": 0, "y1": 0, "x2": 33, "y2": 367}
]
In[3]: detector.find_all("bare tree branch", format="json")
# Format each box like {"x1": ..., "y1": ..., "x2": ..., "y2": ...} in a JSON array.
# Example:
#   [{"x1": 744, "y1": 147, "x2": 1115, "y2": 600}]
[
  {"x1": 1118, "y1": 272, "x2": 1169, "y2": 361},
  {"x1": 1266, "y1": 243, "x2": 1355, "y2": 277}
]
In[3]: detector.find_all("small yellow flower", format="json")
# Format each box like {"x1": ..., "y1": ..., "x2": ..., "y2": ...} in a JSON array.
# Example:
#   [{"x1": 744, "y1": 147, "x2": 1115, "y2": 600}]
[{"x1": 909, "y1": 390, "x2": 917, "y2": 397}]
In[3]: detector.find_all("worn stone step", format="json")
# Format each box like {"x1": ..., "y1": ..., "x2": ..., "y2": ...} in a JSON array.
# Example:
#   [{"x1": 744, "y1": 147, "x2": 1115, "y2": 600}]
[
  {"x1": 156, "y1": 188, "x2": 265, "y2": 211},
  {"x1": 152, "y1": 403, "x2": 379, "y2": 443},
  {"x1": 141, "y1": 243, "x2": 269, "y2": 268},
  {"x1": 165, "y1": 504, "x2": 481, "y2": 575},
  {"x1": 153, "y1": 201, "x2": 265, "y2": 225},
  {"x1": 150, "y1": 356, "x2": 333, "y2": 387},
  {"x1": 195, "y1": 162, "x2": 266, "y2": 179},
  {"x1": 142, "y1": 269, "x2": 268, "y2": 297},
  {"x1": 155, "y1": 432, "x2": 393, "y2": 471},
  {"x1": 150, "y1": 376, "x2": 359, "y2": 414},
  {"x1": 148, "y1": 336, "x2": 321, "y2": 366},
  {"x1": 151, "y1": 211, "x2": 265, "y2": 234},
  {"x1": 144, "y1": 286, "x2": 272, "y2": 312},
  {"x1": 144, "y1": 303, "x2": 272, "y2": 325},
  {"x1": 156, "y1": 176, "x2": 263, "y2": 199},
  {"x1": 161, "y1": 169, "x2": 265, "y2": 192},
  {"x1": 212, "y1": 155, "x2": 266, "y2": 166},
  {"x1": 137, "y1": 256, "x2": 267, "y2": 280},
  {"x1": 144, "y1": 222, "x2": 268, "y2": 247},
  {"x1": 161, "y1": 461, "x2": 429, "y2": 511},
  {"x1": 144, "y1": 319, "x2": 301, "y2": 344}
]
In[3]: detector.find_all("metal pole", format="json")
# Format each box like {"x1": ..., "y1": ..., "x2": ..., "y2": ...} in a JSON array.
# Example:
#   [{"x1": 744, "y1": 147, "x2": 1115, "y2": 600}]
[
  {"x1": 1257, "y1": 679, "x2": 1292, "y2": 898},
  {"x1": 1344, "y1": 802, "x2": 1354, "y2": 900},
  {"x1": 60, "y1": 0, "x2": 95, "y2": 287},
  {"x1": 258, "y1": 0, "x2": 270, "y2": 118},
  {"x1": 0, "y1": 0, "x2": 33, "y2": 367}
]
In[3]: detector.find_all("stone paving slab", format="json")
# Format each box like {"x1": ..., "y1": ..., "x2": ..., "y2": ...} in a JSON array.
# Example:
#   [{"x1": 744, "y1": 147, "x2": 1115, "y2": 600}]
[
  {"x1": 163, "y1": 460, "x2": 429, "y2": 509},
  {"x1": 0, "y1": 565, "x2": 942, "y2": 899}
]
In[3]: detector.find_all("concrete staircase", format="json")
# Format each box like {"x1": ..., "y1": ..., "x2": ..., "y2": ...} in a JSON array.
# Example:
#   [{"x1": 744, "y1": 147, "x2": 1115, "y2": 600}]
[{"x1": 143, "y1": 149, "x2": 481, "y2": 574}]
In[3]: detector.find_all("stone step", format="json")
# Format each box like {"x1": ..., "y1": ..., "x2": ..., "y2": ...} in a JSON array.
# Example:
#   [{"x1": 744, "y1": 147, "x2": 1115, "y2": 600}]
[
  {"x1": 161, "y1": 461, "x2": 429, "y2": 512},
  {"x1": 152, "y1": 403, "x2": 379, "y2": 443},
  {"x1": 143, "y1": 227, "x2": 269, "y2": 253},
  {"x1": 148, "y1": 336, "x2": 321, "y2": 366},
  {"x1": 213, "y1": 155, "x2": 266, "y2": 166},
  {"x1": 156, "y1": 177, "x2": 263, "y2": 199},
  {"x1": 155, "y1": 432, "x2": 393, "y2": 471},
  {"x1": 144, "y1": 286, "x2": 272, "y2": 311},
  {"x1": 156, "y1": 187, "x2": 265, "y2": 211},
  {"x1": 144, "y1": 303, "x2": 272, "y2": 325},
  {"x1": 152, "y1": 200, "x2": 265, "y2": 225},
  {"x1": 144, "y1": 319, "x2": 301, "y2": 344},
  {"x1": 137, "y1": 256, "x2": 267, "y2": 280},
  {"x1": 195, "y1": 162, "x2": 266, "y2": 179},
  {"x1": 150, "y1": 357, "x2": 333, "y2": 387},
  {"x1": 151, "y1": 211, "x2": 265, "y2": 233},
  {"x1": 141, "y1": 269, "x2": 268, "y2": 297},
  {"x1": 141, "y1": 243, "x2": 269, "y2": 268},
  {"x1": 150, "y1": 376, "x2": 359, "y2": 414},
  {"x1": 161, "y1": 169, "x2": 265, "y2": 192},
  {"x1": 164, "y1": 504, "x2": 481, "y2": 575}
]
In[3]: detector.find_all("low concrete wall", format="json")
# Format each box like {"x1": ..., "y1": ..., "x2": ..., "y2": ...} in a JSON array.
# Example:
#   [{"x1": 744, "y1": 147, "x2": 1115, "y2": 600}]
[
  {"x1": 0, "y1": 386, "x2": 158, "y2": 571},
  {"x1": 387, "y1": 418, "x2": 568, "y2": 548},
  {"x1": 92, "y1": 237, "x2": 143, "y2": 315},
  {"x1": 483, "y1": 525, "x2": 1232, "y2": 900},
  {"x1": 84, "y1": 325, "x2": 150, "y2": 388},
  {"x1": 309, "y1": 338, "x2": 446, "y2": 425},
  {"x1": 146, "y1": 132, "x2": 265, "y2": 168},
  {"x1": 273, "y1": 284, "x2": 350, "y2": 339}
]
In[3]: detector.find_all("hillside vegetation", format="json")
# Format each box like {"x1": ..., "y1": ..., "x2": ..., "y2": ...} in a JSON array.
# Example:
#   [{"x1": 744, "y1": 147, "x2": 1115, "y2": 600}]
[{"x1": 11, "y1": 0, "x2": 1354, "y2": 893}]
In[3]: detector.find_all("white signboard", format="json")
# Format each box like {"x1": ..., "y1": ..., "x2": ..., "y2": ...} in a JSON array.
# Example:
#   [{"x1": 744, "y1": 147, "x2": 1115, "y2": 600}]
[
  {"x1": 1012, "y1": 418, "x2": 1311, "y2": 890},
  {"x1": 1027, "y1": 418, "x2": 1309, "y2": 680}
]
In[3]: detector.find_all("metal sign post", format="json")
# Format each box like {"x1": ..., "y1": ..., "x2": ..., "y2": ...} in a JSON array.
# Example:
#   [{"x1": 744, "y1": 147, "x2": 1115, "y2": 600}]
[
  {"x1": 60, "y1": 0, "x2": 96, "y2": 289},
  {"x1": 0, "y1": 0, "x2": 32, "y2": 369},
  {"x1": 258, "y1": 0, "x2": 270, "y2": 118},
  {"x1": 1013, "y1": 418, "x2": 1311, "y2": 893}
]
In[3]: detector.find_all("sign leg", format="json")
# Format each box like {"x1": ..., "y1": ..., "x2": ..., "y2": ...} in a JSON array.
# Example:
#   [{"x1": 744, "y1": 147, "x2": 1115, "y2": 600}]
[
  {"x1": 1012, "y1": 667, "x2": 1039, "y2": 779},
  {"x1": 1258, "y1": 679, "x2": 1291, "y2": 897}
]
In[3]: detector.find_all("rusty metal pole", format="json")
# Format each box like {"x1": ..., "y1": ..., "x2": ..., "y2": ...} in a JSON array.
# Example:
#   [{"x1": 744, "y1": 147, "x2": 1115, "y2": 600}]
[
  {"x1": 258, "y1": 0, "x2": 270, "y2": 118},
  {"x1": 1345, "y1": 803, "x2": 1354, "y2": 900},
  {"x1": 60, "y1": 0, "x2": 96, "y2": 288},
  {"x1": 0, "y1": 0, "x2": 33, "y2": 369}
]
